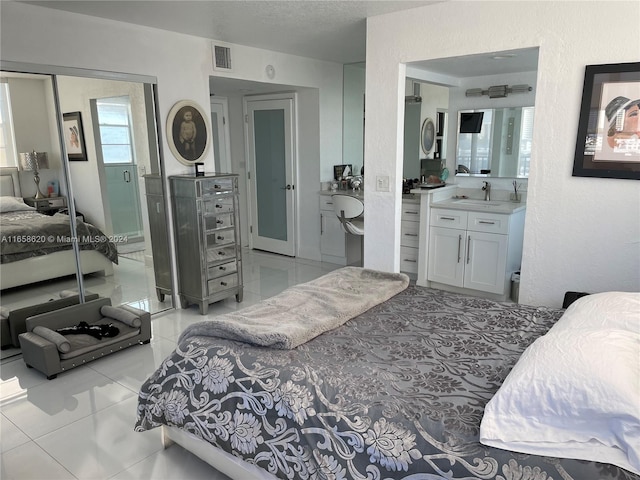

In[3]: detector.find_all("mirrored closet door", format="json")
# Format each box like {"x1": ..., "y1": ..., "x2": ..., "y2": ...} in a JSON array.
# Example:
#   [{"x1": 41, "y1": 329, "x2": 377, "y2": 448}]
[{"x1": 0, "y1": 64, "x2": 174, "y2": 359}]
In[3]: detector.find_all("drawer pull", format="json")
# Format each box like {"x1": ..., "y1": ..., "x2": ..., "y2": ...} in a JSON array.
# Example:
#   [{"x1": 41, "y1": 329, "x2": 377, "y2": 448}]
[
  {"x1": 216, "y1": 219, "x2": 224, "y2": 224},
  {"x1": 441, "y1": 216, "x2": 456, "y2": 221},
  {"x1": 457, "y1": 234, "x2": 462, "y2": 263},
  {"x1": 466, "y1": 236, "x2": 471, "y2": 264},
  {"x1": 214, "y1": 184, "x2": 222, "y2": 189},
  {"x1": 404, "y1": 233, "x2": 418, "y2": 237},
  {"x1": 219, "y1": 266, "x2": 227, "y2": 271},
  {"x1": 217, "y1": 235, "x2": 224, "y2": 240},
  {"x1": 218, "y1": 251, "x2": 226, "y2": 256},
  {"x1": 403, "y1": 259, "x2": 417, "y2": 263},
  {"x1": 220, "y1": 281, "x2": 228, "y2": 286},
  {"x1": 479, "y1": 220, "x2": 496, "y2": 225},
  {"x1": 216, "y1": 204, "x2": 223, "y2": 209},
  {"x1": 405, "y1": 211, "x2": 419, "y2": 215}
]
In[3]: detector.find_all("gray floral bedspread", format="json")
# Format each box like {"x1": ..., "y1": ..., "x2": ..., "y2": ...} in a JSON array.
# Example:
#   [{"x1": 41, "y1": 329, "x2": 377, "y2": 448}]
[
  {"x1": 0, "y1": 210, "x2": 118, "y2": 264},
  {"x1": 135, "y1": 286, "x2": 639, "y2": 480}
]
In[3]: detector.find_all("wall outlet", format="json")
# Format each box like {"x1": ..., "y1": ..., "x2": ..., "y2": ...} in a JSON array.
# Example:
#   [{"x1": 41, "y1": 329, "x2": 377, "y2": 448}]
[{"x1": 376, "y1": 175, "x2": 390, "y2": 192}]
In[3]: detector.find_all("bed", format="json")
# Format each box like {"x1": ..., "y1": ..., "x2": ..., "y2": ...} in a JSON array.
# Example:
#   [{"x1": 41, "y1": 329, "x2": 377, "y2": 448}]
[
  {"x1": 0, "y1": 167, "x2": 117, "y2": 290},
  {"x1": 135, "y1": 267, "x2": 640, "y2": 480}
]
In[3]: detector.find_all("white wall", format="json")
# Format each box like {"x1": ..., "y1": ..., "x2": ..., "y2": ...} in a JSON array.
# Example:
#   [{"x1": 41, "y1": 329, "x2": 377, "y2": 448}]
[
  {"x1": 366, "y1": 1, "x2": 640, "y2": 307},
  {"x1": 1, "y1": 2, "x2": 343, "y2": 287}
]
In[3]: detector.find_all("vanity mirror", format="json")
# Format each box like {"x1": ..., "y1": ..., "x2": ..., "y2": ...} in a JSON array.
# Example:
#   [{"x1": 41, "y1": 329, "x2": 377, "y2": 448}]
[{"x1": 456, "y1": 106, "x2": 534, "y2": 178}]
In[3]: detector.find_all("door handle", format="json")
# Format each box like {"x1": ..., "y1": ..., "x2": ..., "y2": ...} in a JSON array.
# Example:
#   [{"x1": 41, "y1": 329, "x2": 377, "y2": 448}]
[
  {"x1": 281, "y1": 184, "x2": 293, "y2": 190},
  {"x1": 123, "y1": 170, "x2": 131, "y2": 183}
]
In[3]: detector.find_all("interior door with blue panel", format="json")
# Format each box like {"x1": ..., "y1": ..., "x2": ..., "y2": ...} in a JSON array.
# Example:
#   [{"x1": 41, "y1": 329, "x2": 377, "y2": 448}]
[{"x1": 246, "y1": 96, "x2": 296, "y2": 256}]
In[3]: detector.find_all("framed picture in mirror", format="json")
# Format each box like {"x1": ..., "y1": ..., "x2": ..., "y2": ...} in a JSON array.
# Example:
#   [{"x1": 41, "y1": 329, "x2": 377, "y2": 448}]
[
  {"x1": 421, "y1": 117, "x2": 435, "y2": 154},
  {"x1": 63, "y1": 112, "x2": 88, "y2": 161},
  {"x1": 573, "y1": 62, "x2": 640, "y2": 180}
]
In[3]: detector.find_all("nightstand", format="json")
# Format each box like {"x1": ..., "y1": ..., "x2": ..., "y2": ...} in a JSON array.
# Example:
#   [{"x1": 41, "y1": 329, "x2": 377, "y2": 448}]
[{"x1": 24, "y1": 196, "x2": 67, "y2": 215}]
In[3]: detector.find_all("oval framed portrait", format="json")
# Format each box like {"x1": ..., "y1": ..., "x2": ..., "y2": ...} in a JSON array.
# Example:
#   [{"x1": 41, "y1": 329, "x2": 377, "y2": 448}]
[
  {"x1": 421, "y1": 117, "x2": 436, "y2": 154},
  {"x1": 166, "y1": 100, "x2": 211, "y2": 166}
]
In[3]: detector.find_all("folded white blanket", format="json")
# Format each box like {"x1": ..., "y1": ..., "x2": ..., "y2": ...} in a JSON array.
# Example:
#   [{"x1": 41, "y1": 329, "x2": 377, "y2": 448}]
[{"x1": 178, "y1": 267, "x2": 410, "y2": 349}]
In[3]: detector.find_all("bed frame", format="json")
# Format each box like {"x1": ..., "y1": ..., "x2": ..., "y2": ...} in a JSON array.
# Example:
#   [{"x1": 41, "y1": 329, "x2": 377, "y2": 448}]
[
  {"x1": 162, "y1": 426, "x2": 276, "y2": 480},
  {"x1": 0, "y1": 167, "x2": 114, "y2": 290}
]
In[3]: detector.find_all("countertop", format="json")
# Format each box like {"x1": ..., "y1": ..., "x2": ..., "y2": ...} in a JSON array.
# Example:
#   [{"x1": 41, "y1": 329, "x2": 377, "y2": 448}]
[{"x1": 431, "y1": 197, "x2": 526, "y2": 215}]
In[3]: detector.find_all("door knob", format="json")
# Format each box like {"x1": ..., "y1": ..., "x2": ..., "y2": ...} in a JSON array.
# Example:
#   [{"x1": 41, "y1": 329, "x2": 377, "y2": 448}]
[{"x1": 281, "y1": 184, "x2": 293, "y2": 190}]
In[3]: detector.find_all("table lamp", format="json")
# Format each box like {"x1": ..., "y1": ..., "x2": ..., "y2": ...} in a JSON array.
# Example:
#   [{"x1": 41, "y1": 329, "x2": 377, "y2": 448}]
[{"x1": 19, "y1": 150, "x2": 49, "y2": 199}]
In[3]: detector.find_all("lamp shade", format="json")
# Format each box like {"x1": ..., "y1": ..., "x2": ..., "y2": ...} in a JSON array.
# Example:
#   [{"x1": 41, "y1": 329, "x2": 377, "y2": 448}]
[{"x1": 19, "y1": 151, "x2": 49, "y2": 172}]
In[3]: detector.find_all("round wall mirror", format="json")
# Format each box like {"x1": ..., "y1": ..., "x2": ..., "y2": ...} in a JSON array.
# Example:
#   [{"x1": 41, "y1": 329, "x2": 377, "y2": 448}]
[{"x1": 421, "y1": 117, "x2": 435, "y2": 154}]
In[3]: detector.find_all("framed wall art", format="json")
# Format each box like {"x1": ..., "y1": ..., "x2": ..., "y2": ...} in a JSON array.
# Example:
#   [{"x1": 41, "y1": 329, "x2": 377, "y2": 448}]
[
  {"x1": 572, "y1": 62, "x2": 640, "y2": 179},
  {"x1": 166, "y1": 100, "x2": 211, "y2": 166},
  {"x1": 63, "y1": 112, "x2": 88, "y2": 161}
]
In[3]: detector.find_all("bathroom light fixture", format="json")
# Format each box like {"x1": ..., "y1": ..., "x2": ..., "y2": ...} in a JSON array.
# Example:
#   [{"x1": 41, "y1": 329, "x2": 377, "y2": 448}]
[{"x1": 465, "y1": 84, "x2": 532, "y2": 99}]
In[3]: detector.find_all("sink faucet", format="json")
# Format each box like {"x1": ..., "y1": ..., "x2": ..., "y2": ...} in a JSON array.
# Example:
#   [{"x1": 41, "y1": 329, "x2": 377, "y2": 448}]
[{"x1": 482, "y1": 181, "x2": 491, "y2": 201}]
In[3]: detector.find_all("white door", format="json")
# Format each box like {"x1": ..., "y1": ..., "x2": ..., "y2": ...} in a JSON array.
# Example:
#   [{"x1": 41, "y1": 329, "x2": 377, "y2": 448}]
[
  {"x1": 245, "y1": 95, "x2": 296, "y2": 256},
  {"x1": 210, "y1": 98, "x2": 231, "y2": 173}
]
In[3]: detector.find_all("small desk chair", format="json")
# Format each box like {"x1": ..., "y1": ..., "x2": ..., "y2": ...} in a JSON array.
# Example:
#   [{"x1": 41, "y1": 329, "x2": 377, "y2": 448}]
[{"x1": 331, "y1": 194, "x2": 364, "y2": 236}]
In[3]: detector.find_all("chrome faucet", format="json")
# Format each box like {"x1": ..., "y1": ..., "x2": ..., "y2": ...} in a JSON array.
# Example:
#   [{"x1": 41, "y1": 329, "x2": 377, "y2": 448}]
[{"x1": 482, "y1": 181, "x2": 491, "y2": 201}]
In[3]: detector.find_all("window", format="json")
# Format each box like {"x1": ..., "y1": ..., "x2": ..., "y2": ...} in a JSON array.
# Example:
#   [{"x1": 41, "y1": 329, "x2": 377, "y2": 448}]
[
  {"x1": 96, "y1": 96, "x2": 134, "y2": 164},
  {"x1": 0, "y1": 82, "x2": 18, "y2": 167},
  {"x1": 517, "y1": 107, "x2": 535, "y2": 177}
]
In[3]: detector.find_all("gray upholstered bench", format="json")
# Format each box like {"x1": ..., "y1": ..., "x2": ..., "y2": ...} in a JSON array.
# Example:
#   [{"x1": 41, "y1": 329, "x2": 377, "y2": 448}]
[{"x1": 19, "y1": 297, "x2": 151, "y2": 379}]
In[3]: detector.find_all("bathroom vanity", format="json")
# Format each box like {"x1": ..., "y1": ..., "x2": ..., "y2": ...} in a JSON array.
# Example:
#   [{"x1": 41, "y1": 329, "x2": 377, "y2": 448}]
[{"x1": 412, "y1": 187, "x2": 525, "y2": 302}]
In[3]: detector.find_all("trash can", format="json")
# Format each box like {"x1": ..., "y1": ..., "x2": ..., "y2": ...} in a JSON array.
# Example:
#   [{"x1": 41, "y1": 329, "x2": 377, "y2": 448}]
[{"x1": 511, "y1": 271, "x2": 520, "y2": 303}]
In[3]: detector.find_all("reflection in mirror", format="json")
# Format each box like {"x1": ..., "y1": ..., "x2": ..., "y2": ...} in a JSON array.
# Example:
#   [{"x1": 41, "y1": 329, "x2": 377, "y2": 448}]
[
  {"x1": 456, "y1": 106, "x2": 534, "y2": 178},
  {"x1": 0, "y1": 66, "x2": 172, "y2": 360},
  {"x1": 343, "y1": 62, "x2": 365, "y2": 174}
]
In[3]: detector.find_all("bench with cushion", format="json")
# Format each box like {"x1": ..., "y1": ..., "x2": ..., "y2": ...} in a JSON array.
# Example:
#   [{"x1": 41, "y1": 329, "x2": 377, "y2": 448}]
[{"x1": 19, "y1": 297, "x2": 151, "y2": 379}]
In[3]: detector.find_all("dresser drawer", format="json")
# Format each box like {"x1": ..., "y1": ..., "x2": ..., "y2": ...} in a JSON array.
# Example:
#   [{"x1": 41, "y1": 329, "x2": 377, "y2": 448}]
[
  {"x1": 206, "y1": 245, "x2": 237, "y2": 265},
  {"x1": 401, "y1": 220, "x2": 420, "y2": 247},
  {"x1": 203, "y1": 212, "x2": 235, "y2": 230},
  {"x1": 431, "y1": 209, "x2": 468, "y2": 229},
  {"x1": 400, "y1": 246, "x2": 419, "y2": 274},
  {"x1": 208, "y1": 260, "x2": 238, "y2": 280},
  {"x1": 401, "y1": 203, "x2": 420, "y2": 222},
  {"x1": 467, "y1": 212, "x2": 509, "y2": 234},
  {"x1": 208, "y1": 273, "x2": 238, "y2": 295},
  {"x1": 206, "y1": 227, "x2": 236, "y2": 247},
  {"x1": 201, "y1": 195, "x2": 234, "y2": 214},
  {"x1": 199, "y1": 177, "x2": 235, "y2": 195}
]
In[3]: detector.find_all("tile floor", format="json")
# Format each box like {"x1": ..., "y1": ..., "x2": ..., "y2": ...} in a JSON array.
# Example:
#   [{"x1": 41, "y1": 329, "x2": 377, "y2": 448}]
[{"x1": 0, "y1": 248, "x2": 341, "y2": 479}]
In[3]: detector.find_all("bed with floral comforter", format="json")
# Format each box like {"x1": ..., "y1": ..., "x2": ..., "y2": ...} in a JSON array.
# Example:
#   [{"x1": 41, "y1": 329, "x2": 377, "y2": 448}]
[{"x1": 135, "y1": 286, "x2": 639, "y2": 480}]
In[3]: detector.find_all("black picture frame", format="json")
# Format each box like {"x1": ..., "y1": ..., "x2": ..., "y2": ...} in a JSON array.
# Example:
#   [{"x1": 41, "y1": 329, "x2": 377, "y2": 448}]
[
  {"x1": 572, "y1": 62, "x2": 640, "y2": 180},
  {"x1": 333, "y1": 164, "x2": 353, "y2": 180},
  {"x1": 166, "y1": 100, "x2": 211, "y2": 166},
  {"x1": 63, "y1": 112, "x2": 88, "y2": 161}
]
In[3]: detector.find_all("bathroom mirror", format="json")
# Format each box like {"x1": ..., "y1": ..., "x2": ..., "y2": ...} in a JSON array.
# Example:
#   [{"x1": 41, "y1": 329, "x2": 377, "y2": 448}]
[{"x1": 456, "y1": 106, "x2": 534, "y2": 178}]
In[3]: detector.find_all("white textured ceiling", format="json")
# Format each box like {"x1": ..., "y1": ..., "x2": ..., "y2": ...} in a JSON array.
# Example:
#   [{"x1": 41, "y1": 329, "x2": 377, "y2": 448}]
[{"x1": 22, "y1": 0, "x2": 439, "y2": 64}]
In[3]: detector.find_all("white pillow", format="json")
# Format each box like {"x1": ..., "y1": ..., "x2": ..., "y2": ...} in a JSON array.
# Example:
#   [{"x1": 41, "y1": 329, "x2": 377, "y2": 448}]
[
  {"x1": 0, "y1": 196, "x2": 35, "y2": 213},
  {"x1": 480, "y1": 328, "x2": 640, "y2": 475},
  {"x1": 551, "y1": 291, "x2": 640, "y2": 334}
]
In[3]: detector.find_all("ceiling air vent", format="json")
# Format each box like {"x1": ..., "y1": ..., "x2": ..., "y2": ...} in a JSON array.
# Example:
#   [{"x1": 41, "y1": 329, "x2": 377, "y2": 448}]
[{"x1": 213, "y1": 42, "x2": 233, "y2": 71}]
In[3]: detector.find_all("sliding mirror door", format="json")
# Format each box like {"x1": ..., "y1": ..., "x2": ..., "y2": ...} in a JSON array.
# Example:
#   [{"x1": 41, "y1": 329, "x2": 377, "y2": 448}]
[{"x1": 0, "y1": 64, "x2": 173, "y2": 348}]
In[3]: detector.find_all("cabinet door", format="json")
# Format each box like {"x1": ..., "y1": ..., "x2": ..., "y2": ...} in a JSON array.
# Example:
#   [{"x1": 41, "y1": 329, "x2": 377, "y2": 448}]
[
  {"x1": 320, "y1": 212, "x2": 346, "y2": 257},
  {"x1": 427, "y1": 226, "x2": 464, "y2": 287},
  {"x1": 464, "y1": 231, "x2": 507, "y2": 294}
]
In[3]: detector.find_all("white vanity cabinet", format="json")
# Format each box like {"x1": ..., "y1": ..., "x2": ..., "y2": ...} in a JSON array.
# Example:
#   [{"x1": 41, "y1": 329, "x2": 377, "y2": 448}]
[
  {"x1": 400, "y1": 199, "x2": 420, "y2": 275},
  {"x1": 320, "y1": 196, "x2": 347, "y2": 261},
  {"x1": 427, "y1": 207, "x2": 524, "y2": 298},
  {"x1": 319, "y1": 193, "x2": 363, "y2": 266}
]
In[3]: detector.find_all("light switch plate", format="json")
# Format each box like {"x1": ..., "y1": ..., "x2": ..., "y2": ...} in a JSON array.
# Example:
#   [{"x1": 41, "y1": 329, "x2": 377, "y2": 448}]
[{"x1": 376, "y1": 175, "x2": 390, "y2": 192}]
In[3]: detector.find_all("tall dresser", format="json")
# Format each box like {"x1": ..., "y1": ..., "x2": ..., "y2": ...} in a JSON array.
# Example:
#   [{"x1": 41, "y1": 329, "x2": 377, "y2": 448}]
[{"x1": 169, "y1": 174, "x2": 243, "y2": 315}]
